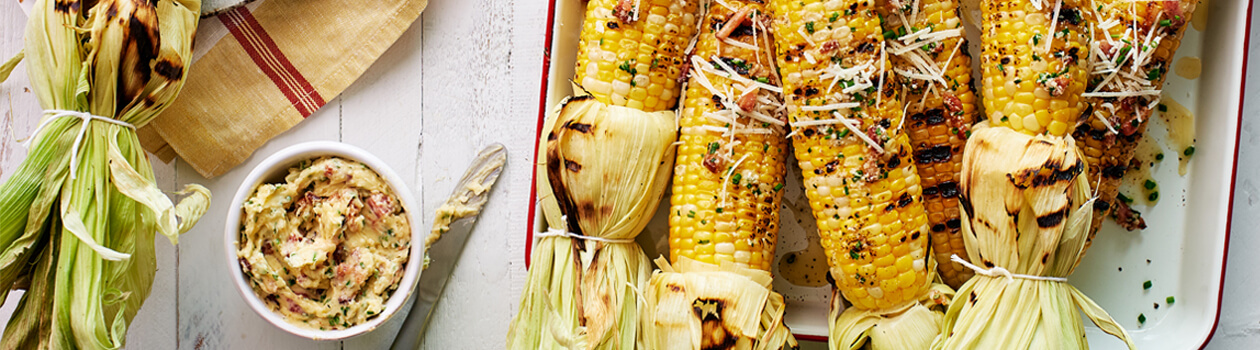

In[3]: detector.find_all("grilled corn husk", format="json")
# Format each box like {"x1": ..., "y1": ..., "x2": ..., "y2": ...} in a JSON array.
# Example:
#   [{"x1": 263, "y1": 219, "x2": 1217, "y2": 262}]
[
  {"x1": 507, "y1": 96, "x2": 677, "y2": 349},
  {"x1": 932, "y1": 124, "x2": 1134, "y2": 349},
  {"x1": 0, "y1": 0, "x2": 208, "y2": 348}
]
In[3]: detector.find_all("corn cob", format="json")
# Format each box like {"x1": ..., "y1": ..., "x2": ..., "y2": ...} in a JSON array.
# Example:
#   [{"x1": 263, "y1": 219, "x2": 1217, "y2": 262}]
[
  {"x1": 575, "y1": 0, "x2": 700, "y2": 111},
  {"x1": 644, "y1": 3, "x2": 798, "y2": 349},
  {"x1": 880, "y1": 0, "x2": 978, "y2": 289},
  {"x1": 669, "y1": 2, "x2": 787, "y2": 272},
  {"x1": 1072, "y1": 0, "x2": 1199, "y2": 241},
  {"x1": 980, "y1": 0, "x2": 1090, "y2": 137},
  {"x1": 933, "y1": 124, "x2": 1135, "y2": 349},
  {"x1": 769, "y1": 0, "x2": 949, "y2": 348}
]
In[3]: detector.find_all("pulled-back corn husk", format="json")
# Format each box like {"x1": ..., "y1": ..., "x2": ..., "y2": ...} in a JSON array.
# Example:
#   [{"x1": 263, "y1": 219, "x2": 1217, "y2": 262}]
[
  {"x1": 642, "y1": 257, "x2": 797, "y2": 350},
  {"x1": 831, "y1": 265, "x2": 953, "y2": 350},
  {"x1": 0, "y1": 0, "x2": 208, "y2": 348},
  {"x1": 508, "y1": 95, "x2": 677, "y2": 349},
  {"x1": 931, "y1": 124, "x2": 1134, "y2": 349}
]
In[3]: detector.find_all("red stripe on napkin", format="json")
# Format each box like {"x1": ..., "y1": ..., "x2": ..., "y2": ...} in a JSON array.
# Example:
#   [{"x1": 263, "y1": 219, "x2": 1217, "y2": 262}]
[{"x1": 219, "y1": 8, "x2": 326, "y2": 117}]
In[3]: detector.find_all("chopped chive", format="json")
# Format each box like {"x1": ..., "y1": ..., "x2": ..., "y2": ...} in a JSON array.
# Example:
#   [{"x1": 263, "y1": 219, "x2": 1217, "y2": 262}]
[
  {"x1": 1117, "y1": 193, "x2": 1133, "y2": 203},
  {"x1": 1155, "y1": 152, "x2": 1165, "y2": 161},
  {"x1": 1184, "y1": 146, "x2": 1196, "y2": 156},
  {"x1": 716, "y1": 207, "x2": 724, "y2": 213},
  {"x1": 687, "y1": 210, "x2": 696, "y2": 218},
  {"x1": 1158, "y1": 104, "x2": 1168, "y2": 112},
  {"x1": 1149, "y1": 192, "x2": 1159, "y2": 201},
  {"x1": 1143, "y1": 280, "x2": 1153, "y2": 290},
  {"x1": 1138, "y1": 313, "x2": 1146, "y2": 324},
  {"x1": 773, "y1": 183, "x2": 784, "y2": 191},
  {"x1": 1166, "y1": 296, "x2": 1176, "y2": 304},
  {"x1": 731, "y1": 173, "x2": 743, "y2": 185},
  {"x1": 1144, "y1": 180, "x2": 1157, "y2": 190}
]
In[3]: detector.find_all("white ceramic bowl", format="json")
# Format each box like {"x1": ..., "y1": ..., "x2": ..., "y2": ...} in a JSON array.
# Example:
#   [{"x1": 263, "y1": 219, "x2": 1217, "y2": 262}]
[{"x1": 224, "y1": 141, "x2": 424, "y2": 340}]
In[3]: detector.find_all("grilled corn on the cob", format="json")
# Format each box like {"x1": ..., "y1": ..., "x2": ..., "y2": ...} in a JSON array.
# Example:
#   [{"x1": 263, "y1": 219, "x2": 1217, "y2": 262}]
[
  {"x1": 980, "y1": 0, "x2": 1090, "y2": 137},
  {"x1": 768, "y1": 0, "x2": 950, "y2": 348},
  {"x1": 509, "y1": 1, "x2": 697, "y2": 347},
  {"x1": 932, "y1": 123, "x2": 1134, "y2": 349},
  {"x1": 575, "y1": 0, "x2": 700, "y2": 111},
  {"x1": 643, "y1": 3, "x2": 798, "y2": 348},
  {"x1": 930, "y1": 1, "x2": 1136, "y2": 348},
  {"x1": 668, "y1": 2, "x2": 786, "y2": 272},
  {"x1": 1072, "y1": 0, "x2": 1199, "y2": 241},
  {"x1": 880, "y1": 0, "x2": 978, "y2": 289}
]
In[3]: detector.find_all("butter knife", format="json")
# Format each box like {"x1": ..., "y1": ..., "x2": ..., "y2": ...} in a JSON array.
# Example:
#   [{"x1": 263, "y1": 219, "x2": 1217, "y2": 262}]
[{"x1": 391, "y1": 143, "x2": 507, "y2": 349}]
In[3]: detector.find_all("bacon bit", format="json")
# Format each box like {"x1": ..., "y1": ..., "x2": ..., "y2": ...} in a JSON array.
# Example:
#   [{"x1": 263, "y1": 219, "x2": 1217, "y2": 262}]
[
  {"x1": 324, "y1": 165, "x2": 336, "y2": 179},
  {"x1": 737, "y1": 87, "x2": 760, "y2": 111},
  {"x1": 613, "y1": 0, "x2": 636, "y2": 23},
  {"x1": 1100, "y1": 41, "x2": 1116, "y2": 56},
  {"x1": 1110, "y1": 199, "x2": 1148, "y2": 231},
  {"x1": 885, "y1": 0, "x2": 904, "y2": 12},
  {"x1": 1120, "y1": 118, "x2": 1138, "y2": 136},
  {"x1": 333, "y1": 250, "x2": 367, "y2": 303},
  {"x1": 1103, "y1": 131, "x2": 1118, "y2": 147},
  {"x1": 366, "y1": 193, "x2": 395, "y2": 220},
  {"x1": 294, "y1": 191, "x2": 320, "y2": 217},
  {"x1": 862, "y1": 156, "x2": 882, "y2": 182},
  {"x1": 703, "y1": 153, "x2": 725, "y2": 173},
  {"x1": 288, "y1": 299, "x2": 304, "y2": 313},
  {"x1": 1152, "y1": 1, "x2": 1184, "y2": 25},
  {"x1": 346, "y1": 197, "x2": 362, "y2": 221},
  {"x1": 820, "y1": 40, "x2": 840, "y2": 54},
  {"x1": 238, "y1": 257, "x2": 252, "y2": 271},
  {"x1": 716, "y1": 7, "x2": 753, "y2": 40},
  {"x1": 942, "y1": 92, "x2": 964, "y2": 113},
  {"x1": 866, "y1": 125, "x2": 887, "y2": 155},
  {"x1": 1044, "y1": 76, "x2": 1071, "y2": 97}
]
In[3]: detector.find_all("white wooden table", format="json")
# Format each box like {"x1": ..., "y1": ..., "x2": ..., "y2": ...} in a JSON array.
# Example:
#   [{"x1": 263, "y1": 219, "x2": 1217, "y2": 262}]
[{"x1": 0, "y1": 1, "x2": 1256, "y2": 349}]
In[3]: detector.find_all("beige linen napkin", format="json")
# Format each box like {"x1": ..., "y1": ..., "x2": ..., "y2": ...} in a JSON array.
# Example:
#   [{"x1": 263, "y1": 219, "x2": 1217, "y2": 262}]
[{"x1": 138, "y1": 0, "x2": 428, "y2": 178}]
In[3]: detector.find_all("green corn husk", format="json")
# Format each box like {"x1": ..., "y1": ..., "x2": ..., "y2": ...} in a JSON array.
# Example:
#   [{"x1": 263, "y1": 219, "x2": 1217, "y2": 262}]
[
  {"x1": 507, "y1": 95, "x2": 677, "y2": 349},
  {"x1": 0, "y1": 0, "x2": 209, "y2": 348},
  {"x1": 931, "y1": 124, "x2": 1134, "y2": 350}
]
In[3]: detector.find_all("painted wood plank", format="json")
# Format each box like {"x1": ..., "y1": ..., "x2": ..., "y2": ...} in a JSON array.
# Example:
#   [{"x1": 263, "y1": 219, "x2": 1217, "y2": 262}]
[
  {"x1": 407, "y1": 0, "x2": 546, "y2": 347},
  {"x1": 337, "y1": 16, "x2": 424, "y2": 350}
]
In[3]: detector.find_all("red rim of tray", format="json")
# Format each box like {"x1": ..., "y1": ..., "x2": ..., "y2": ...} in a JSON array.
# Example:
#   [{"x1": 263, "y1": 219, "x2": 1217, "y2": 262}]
[
  {"x1": 525, "y1": 0, "x2": 1251, "y2": 345},
  {"x1": 1203, "y1": 0, "x2": 1252, "y2": 348}
]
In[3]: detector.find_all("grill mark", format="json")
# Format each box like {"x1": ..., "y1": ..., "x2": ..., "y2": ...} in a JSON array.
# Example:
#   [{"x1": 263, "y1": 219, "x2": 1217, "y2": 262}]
[
  {"x1": 937, "y1": 181, "x2": 959, "y2": 198},
  {"x1": 565, "y1": 159, "x2": 582, "y2": 172},
  {"x1": 1037, "y1": 206, "x2": 1070, "y2": 228},
  {"x1": 564, "y1": 121, "x2": 593, "y2": 134}
]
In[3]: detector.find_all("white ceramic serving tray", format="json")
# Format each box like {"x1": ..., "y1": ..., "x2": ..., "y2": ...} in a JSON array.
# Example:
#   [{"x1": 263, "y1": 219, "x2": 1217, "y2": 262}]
[{"x1": 527, "y1": 0, "x2": 1252, "y2": 347}]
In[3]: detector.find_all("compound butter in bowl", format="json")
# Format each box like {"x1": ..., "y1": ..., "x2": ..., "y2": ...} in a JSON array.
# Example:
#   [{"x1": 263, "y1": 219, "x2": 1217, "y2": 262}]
[{"x1": 225, "y1": 141, "x2": 424, "y2": 340}]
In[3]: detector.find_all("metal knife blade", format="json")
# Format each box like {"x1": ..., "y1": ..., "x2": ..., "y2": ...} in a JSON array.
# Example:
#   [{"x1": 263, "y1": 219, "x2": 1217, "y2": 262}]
[{"x1": 391, "y1": 143, "x2": 507, "y2": 349}]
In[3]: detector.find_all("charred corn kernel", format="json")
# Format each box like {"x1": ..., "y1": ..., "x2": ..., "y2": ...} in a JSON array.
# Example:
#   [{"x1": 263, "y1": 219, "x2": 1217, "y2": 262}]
[
  {"x1": 981, "y1": 0, "x2": 1089, "y2": 136},
  {"x1": 1073, "y1": 0, "x2": 1200, "y2": 245},
  {"x1": 770, "y1": 0, "x2": 932, "y2": 311},
  {"x1": 881, "y1": 0, "x2": 978, "y2": 289},
  {"x1": 668, "y1": 0, "x2": 788, "y2": 272},
  {"x1": 575, "y1": 0, "x2": 699, "y2": 112}
]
